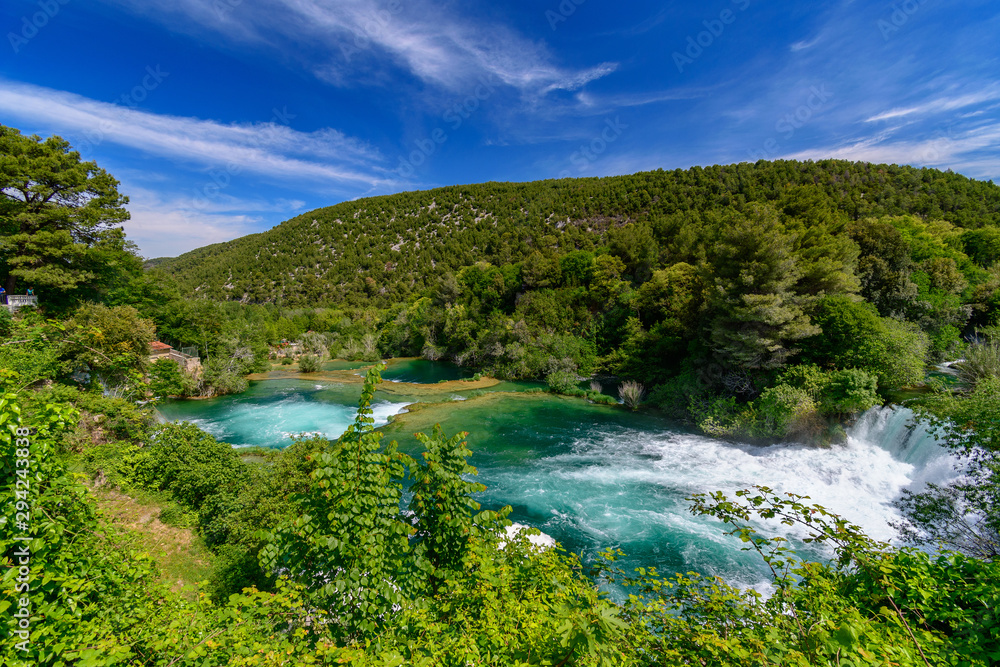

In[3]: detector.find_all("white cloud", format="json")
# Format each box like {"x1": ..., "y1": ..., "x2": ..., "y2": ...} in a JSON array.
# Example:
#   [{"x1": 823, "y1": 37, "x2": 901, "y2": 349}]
[
  {"x1": 0, "y1": 79, "x2": 391, "y2": 189},
  {"x1": 98, "y1": 0, "x2": 617, "y2": 99},
  {"x1": 122, "y1": 186, "x2": 306, "y2": 258},
  {"x1": 864, "y1": 88, "x2": 1000, "y2": 123},
  {"x1": 790, "y1": 36, "x2": 821, "y2": 52},
  {"x1": 782, "y1": 121, "x2": 1000, "y2": 180}
]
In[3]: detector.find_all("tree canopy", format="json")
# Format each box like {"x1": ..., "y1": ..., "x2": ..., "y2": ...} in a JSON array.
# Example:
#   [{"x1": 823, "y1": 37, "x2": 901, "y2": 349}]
[{"x1": 0, "y1": 124, "x2": 137, "y2": 310}]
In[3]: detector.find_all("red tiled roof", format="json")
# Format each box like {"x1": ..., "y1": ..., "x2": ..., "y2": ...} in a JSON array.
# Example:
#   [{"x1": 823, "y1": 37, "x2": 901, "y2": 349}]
[{"x1": 150, "y1": 341, "x2": 173, "y2": 351}]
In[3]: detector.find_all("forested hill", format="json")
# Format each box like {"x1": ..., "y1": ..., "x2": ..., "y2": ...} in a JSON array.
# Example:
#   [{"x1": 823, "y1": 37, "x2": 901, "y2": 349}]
[{"x1": 157, "y1": 160, "x2": 1000, "y2": 306}]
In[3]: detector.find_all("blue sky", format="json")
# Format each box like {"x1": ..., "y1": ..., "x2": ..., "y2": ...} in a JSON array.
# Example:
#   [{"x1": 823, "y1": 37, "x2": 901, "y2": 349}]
[{"x1": 2, "y1": 0, "x2": 999, "y2": 258}]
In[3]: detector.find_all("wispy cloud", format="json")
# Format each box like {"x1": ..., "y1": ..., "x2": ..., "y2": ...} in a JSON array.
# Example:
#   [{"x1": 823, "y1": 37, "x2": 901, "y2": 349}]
[
  {"x1": 864, "y1": 88, "x2": 1000, "y2": 123},
  {"x1": 789, "y1": 36, "x2": 821, "y2": 52},
  {"x1": 122, "y1": 187, "x2": 276, "y2": 258},
  {"x1": 0, "y1": 79, "x2": 391, "y2": 190},
  {"x1": 782, "y1": 121, "x2": 1000, "y2": 179},
  {"x1": 98, "y1": 0, "x2": 617, "y2": 99}
]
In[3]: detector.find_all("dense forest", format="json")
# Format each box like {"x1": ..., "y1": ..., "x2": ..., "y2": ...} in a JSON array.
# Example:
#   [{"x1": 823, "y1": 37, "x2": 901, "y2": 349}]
[
  {"x1": 3, "y1": 124, "x2": 1000, "y2": 665},
  {"x1": 157, "y1": 161, "x2": 1000, "y2": 308},
  {"x1": 149, "y1": 160, "x2": 1000, "y2": 441}
]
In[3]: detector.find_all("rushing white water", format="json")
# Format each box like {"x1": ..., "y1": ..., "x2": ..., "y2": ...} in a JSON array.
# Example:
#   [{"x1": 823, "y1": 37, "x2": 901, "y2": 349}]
[
  {"x1": 160, "y1": 379, "x2": 961, "y2": 590},
  {"x1": 480, "y1": 406, "x2": 959, "y2": 590},
  {"x1": 159, "y1": 383, "x2": 411, "y2": 449}
]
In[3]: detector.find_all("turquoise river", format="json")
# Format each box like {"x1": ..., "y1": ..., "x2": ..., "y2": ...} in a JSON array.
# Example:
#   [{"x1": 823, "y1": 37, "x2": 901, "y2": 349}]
[{"x1": 157, "y1": 358, "x2": 958, "y2": 591}]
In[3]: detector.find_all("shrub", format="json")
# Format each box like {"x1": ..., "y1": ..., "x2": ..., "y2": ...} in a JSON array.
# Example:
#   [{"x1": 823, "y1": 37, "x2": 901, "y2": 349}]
[
  {"x1": 299, "y1": 332, "x2": 327, "y2": 356},
  {"x1": 589, "y1": 380, "x2": 603, "y2": 393},
  {"x1": 204, "y1": 367, "x2": 248, "y2": 396},
  {"x1": 777, "y1": 364, "x2": 829, "y2": 400},
  {"x1": 821, "y1": 369, "x2": 880, "y2": 416},
  {"x1": 804, "y1": 296, "x2": 929, "y2": 391},
  {"x1": 930, "y1": 325, "x2": 964, "y2": 357},
  {"x1": 690, "y1": 396, "x2": 748, "y2": 438},
  {"x1": 956, "y1": 337, "x2": 1000, "y2": 389},
  {"x1": 134, "y1": 422, "x2": 248, "y2": 509},
  {"x1": 546, "y1": 370, "x2": 579, "y2": 394},
  {"x1": 0, "y1": 307, "x2": 12, "y2": 338},
  {"x1": 779, "y1": 364, "x2": 880, "y2": 417},
  {"x1": 619, "y1": 380, "x2": 646, "y2": 410},
  {"x1": 280, "y1": 356, "x2": 293, "y2": 366},
  {"x1": 649, "y1": 369, "x2": 710, "y2": 419},
  {"x1": 753, "y1": 384, "x2": 818, "y2": 439},
  {"x1": 298, "y1": 354, "x2": 321, "y2": 373},
  {"x1": 149, "y1": 358, "x2": 188, "y2": 398}
]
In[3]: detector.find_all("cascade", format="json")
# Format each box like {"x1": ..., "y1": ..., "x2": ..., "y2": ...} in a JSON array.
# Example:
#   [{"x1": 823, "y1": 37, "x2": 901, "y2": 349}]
[{"x1": 159, "y1": 380, "x2": 962, "y2": 588}]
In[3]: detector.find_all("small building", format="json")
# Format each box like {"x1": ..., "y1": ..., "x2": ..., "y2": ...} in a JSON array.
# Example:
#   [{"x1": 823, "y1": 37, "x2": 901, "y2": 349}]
[
  {"x1": 150, "y1": 341, "x2": 174, "y2": 357},
  {"x1": 149, "y1": 341, "x2": 202, "y2": 374}
]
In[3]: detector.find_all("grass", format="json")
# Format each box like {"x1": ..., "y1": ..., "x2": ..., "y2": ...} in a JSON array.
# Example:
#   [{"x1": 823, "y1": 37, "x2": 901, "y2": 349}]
[
  {"x1": 619, "y1": 380, "x2": 646, "y2": 411},
  {"x1": 957, "y1": 338, "x2": 1000, "y2": 389},
  {"x1": 87, "y1": 484, "x2": 214, "y2": 598}
]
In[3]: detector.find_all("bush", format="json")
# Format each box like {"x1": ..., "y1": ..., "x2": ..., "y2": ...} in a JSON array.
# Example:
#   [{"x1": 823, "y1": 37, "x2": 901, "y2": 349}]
[
  {"x1": 752, "y1": 384, "x2": 818, "y2": 439},
  {"x1": 134, "y1": 422, "x2": 248, "y2": 509},
  {"x1": 649, "y1": 369, "x2": 711, "y2": 419},
  {"x1": 690, "y1": 395, "x2": 749, "y2": 438},
  {"x1": 546, "y1": 370, "x2": 579, "y2": 394},
  {"x1": 149, "y1": 358, "x2": 190, "y2": 398},
  {"x1": 956, "y1": 338, "x2": 1000, "y2": 389},
  {"x1": 777, "y1": 364, "x2": 828, "y2": 400},
  {"x1": 0, "y1": 307, "x2": 12, "y2": 338},
  {"x1": 202, "y1": 355, "x2": 250, "y2": 396},
  {"x1": 821, "y1": 369, "x2": 880, "y2": 416},
  {"x1": 779, "y1": 364, "x2": 880, "y2": 417},
  {"x1": 298, "y1": 354, "x2": 321, "y2": 373},
  {"x1": 299, "y1": 332, "x2": 327, "y2": 356},
  {"x1": 281, "y1": 356, "x2": 293, "y2": 366},
  {"x1": 804, "y1": 296, "x2": 929, "y2": 391},
  {"x1": 619, "y1": 380, "x2": 646, "y2": 410}
]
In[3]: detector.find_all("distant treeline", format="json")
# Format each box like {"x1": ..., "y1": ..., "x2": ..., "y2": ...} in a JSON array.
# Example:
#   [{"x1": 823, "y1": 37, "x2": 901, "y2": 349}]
[{"x1": 143, "y1": 160, "x2": 1000, "y2": 438}]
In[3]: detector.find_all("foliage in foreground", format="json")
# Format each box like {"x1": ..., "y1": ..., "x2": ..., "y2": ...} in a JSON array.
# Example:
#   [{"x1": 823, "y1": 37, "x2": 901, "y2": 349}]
[
  {"x1": 609, "y1": 487, "x2": 1000, "y2": 666},
  {"x1": 2, "y1": 366, "x2": 999, "y2": 665},
  {"x1": 896, "y1": 376, "x2": 1000, "y2": 559}
]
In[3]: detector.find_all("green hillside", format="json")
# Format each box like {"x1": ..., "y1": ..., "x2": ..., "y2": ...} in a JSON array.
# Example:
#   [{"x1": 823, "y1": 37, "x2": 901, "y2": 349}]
[{"x1": 158, "y1": 160, "x2": 1000, "y2": 307}]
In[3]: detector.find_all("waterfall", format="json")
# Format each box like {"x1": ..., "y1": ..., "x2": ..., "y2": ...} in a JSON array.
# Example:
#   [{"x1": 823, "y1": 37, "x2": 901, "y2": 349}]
[
  {"x1": 481, "y1": 404, "x2": 964, "y2": 592},
  {"x1": 159, "y1": 379, "x2": 965, "y2": 590},
  {"x1": 847, "y1": 406, "x2": 957, "y2": 492}
]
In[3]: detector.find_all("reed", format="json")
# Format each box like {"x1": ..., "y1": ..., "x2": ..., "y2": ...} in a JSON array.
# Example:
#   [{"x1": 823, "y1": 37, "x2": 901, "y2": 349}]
[{"x1": 619, "y1": 380, "x2": 646, "y2": 410}]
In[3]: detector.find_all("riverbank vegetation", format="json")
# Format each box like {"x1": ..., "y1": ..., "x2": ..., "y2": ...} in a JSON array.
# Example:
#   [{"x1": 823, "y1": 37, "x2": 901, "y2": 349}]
[
  {"x1": 10, "y1": 120, "x2": 1000, "y2": 436},
  {"x1": 4, "y1": 363, "x2": 1000, "y2": 665},
  {"x1": 147, "y1": 152, "x2": 1000, "y2": 439},
  {"x1": 3, "y1": 123, "x2": 1000, "y2": 663}
]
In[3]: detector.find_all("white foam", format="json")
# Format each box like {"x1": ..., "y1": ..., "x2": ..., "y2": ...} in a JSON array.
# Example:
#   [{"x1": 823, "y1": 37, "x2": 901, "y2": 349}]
[
  {"x1": 545, "y1": 408, "x2": 955, "y2": 545},
  {"x1": 372, "y1": 401, "x2": 411, "y2": 423},
  {"x1": 504, "y1": 523, "x2": 556, "y2": 550}
]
